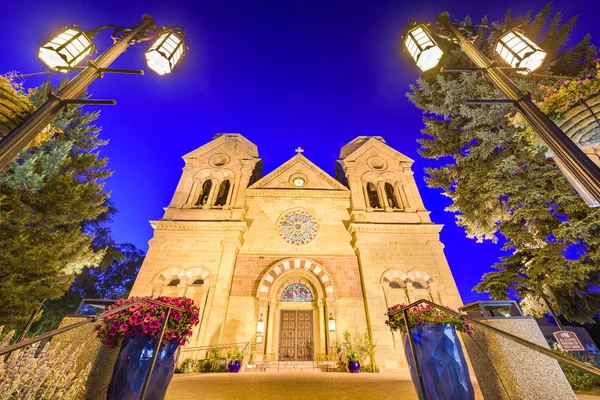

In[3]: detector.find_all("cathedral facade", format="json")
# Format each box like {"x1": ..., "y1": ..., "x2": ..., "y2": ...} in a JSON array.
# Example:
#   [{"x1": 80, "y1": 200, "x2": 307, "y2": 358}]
[{"x1": 129, "y1": 133, "x2": 463, "y2": 371}]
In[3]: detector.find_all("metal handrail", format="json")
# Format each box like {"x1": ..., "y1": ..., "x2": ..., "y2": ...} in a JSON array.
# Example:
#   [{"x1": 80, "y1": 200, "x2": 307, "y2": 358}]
[
  {"x1": 0, "y1": 298, "x2": 186, "y2": 400},
  {"x1": 388, "y1": 299, "x2": 600, "y2": 397}
]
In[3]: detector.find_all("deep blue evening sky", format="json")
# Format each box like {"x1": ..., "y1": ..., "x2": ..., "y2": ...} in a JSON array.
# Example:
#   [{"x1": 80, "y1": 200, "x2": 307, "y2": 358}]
[{"x1": 1, "y1": 0, "x2": 596, "y2": 304}]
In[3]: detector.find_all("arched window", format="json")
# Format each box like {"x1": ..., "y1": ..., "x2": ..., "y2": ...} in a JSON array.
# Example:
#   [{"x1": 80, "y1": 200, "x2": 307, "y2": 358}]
[
  {"x1": 389, "y1": 281, "x2": 405, "y2": 289},
  {"x1": 412, "y1": 281, "x2": 425, "y2": 289},
  {"x1": 195, "y1": 180, "x2": 213, "y2": 206},
  {"x1": 214, "y1": 180, "x2": 231, "y2": 207},
  {"x1": 385, "y1": 183, "x2": 400, "y2": 209},
  {"x1": 168, "y1": 278, "x2": 180, "y2": 287},
  {"x1": 366, "y1": 182, "x2": 381, "y2": 209},
  {"x1": 281, "y1": 284, "x2": 313, "y2": 302},
  {"x1": 192, "y1": 279, "x2": 204, "y2": 285}
]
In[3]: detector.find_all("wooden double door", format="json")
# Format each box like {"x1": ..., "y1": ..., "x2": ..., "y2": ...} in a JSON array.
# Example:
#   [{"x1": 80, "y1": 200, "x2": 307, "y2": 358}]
[{"x1": 279, "y1": 310, "x2": 313, "y2": 361}]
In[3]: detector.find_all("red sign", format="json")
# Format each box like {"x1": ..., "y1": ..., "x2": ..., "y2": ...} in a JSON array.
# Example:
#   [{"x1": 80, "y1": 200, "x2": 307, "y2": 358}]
[{"x1": 553, "y1": 331, "x2": 585, "y2": 352}]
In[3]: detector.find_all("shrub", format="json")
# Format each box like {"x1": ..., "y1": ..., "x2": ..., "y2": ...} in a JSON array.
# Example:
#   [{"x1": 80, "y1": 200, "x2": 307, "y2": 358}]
[
  {"x1": 0, "y1": 326, "x2": 90, "y2": 399},
  {"x1": 339, "y1": 329, "x2": 377, "y2": 365}
]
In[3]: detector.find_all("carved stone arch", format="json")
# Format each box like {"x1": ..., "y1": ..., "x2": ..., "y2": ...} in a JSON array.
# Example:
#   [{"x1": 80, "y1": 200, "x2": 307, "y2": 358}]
[
  {"x1": 406, "y1": 270, "x2": 434, "y2": 288},
  {"x1": 273, "y1": 275, "x2": 321, "y2": 302},
  {"x1": 193, "y1": 168, "x2": 216, "y2": 181},
  {"x1": 361, "y1": 171, "x2": 380, "y2": 183},
  {"x1": 257, "y1": 258, "x2": 335, "y2": 299},
  {"x1": 214, "y1": 168, "x2": 236, "y2": 181},
  {"x1": 381, "y1": 268, "x2": 410, "y2": 286},
  {"x1": 153, "y1": 267, "x2": 187, "y2": 286},
  {"x1": 182, "y1": 266, "x2": 213, "y2": 286},
  {"x1": 380, "y1": 171, "x2": 402, "y2": 184}
]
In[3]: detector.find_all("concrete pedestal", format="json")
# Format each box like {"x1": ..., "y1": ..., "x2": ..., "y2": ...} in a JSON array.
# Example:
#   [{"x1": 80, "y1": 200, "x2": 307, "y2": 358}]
[
  {"x1": 50, "y1": 316, "x2": 119, "y2": 400},
  {"x1": 462, "y1": 317, "x2": 576, "y2": 400}
]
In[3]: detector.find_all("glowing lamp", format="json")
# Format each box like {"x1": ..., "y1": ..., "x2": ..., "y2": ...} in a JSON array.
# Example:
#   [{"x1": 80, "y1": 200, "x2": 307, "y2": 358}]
[
  {"x1": 256, "y1": 314, "x2": 265, "y2": 337},
  {"x1": 328, "y1": 313, "x2": 336, "y2": 333},
  {"x1": 495, "y1": 29, "x2": 547, "y2": 74},
  {"x1": 404, "y1": 24, "x2": 443, "y2": 72},
  {"x1": 145, "y1": 30, "x2": 185, "y2": 75},
  {"x1": 38, "y1": 27, "x2": 94, "y2": 72}
]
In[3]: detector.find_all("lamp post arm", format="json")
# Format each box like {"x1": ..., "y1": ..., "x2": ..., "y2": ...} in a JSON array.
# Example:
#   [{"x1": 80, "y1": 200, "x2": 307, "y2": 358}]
[
  {"x1": 0, "y1": 14, "x2": 156, "y2": 171},
  {"x1": 436, "y1": 12, "x2": 600, "y2": 206}
]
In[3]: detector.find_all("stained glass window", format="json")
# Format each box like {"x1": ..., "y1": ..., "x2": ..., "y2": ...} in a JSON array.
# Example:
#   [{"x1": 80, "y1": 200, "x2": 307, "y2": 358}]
[
  {"x1": 281, "y1": 284, "x2": 313, "y2": 302},
  {"x1": 277, "y1": 209, "x2": 319, "y2": 246}
]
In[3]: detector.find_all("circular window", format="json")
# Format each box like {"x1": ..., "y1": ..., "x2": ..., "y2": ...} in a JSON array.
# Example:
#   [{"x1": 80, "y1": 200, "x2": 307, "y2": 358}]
[
  {"x1": 289, "y1": 173, "x2": 307, "y2": 188},
  {"x1": 209, "y1": 154, "x2": 230, "y2": 168},
  {"x1": 367, "y1": 156, "x2": 387, "y2": 171},
  {"x1": 293, "y1": 177, "x2": 305, "y2": 187},
  {"x1": 277, "y1": 209, "x2": 319, "y2": 246}
]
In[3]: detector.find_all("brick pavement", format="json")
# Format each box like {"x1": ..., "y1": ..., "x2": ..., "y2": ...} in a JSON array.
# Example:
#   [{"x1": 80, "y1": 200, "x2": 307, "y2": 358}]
[{"x1": 165, "y1": 372, "x2": 476, "y2": 400}]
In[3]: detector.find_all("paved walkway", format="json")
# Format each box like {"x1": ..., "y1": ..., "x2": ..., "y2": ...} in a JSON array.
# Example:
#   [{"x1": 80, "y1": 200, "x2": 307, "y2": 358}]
[
  {"x1": 166, "y1": 372, "x2": 600, "y2": 400},
  {"x1": 165, "y1": 372, "x2": 482, "y2": 400}
]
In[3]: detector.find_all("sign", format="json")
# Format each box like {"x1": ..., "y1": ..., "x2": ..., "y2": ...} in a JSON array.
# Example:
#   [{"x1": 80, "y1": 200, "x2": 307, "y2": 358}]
[{"x1": 553, "y1": 331, "x2": 585, "y2": 352}]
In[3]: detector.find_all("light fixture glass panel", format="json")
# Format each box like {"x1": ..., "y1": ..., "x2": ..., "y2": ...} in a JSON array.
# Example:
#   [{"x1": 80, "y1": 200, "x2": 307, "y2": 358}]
[
  {"x1": 145, "y1": 30, "x2": 186, "y2": 75},
  {"x1": 38, "y1": 27, "x2": 94, "y2": 72},
  {"x1": 404, "y1": 24, "x2": 443, "y2": 72},
  {"x1": 495, "y1": 28, "x2": 547, "y2": 74}
]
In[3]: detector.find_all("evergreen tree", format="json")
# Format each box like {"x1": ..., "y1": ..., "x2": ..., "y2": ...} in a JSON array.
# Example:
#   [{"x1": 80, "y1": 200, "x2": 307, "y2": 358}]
[
  {"x1": 407, "y1": 4, "x2": 600, "y2": 323},
  {"x1": 0, "y1": 76, "x2": 113, "y2": 329}
]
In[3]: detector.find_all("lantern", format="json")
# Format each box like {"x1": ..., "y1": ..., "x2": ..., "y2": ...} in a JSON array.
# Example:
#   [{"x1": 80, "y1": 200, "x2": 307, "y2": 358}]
[
  {"x1": 328, "y1": 313, "x2": 336, "y2": 333},
  {"x1": 38, "y1": 27, "x2": 94, "y2": 72},
  {"x1": 256, "y1": 313, "x2": 264, "y2": 343},
  {"x1": 495, "y1": 29, "x2": 547, "y2": 74},
  {"x1": 404, "y1": 24, "x2": 443, "y2": 72},
  {"x1": 145, "y1": 30, "x2": 185, "y2": 75}
]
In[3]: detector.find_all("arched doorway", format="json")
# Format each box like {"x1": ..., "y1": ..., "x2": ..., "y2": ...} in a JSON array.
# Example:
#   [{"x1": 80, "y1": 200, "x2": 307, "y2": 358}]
[{"x1": 255, "y1": 258, "x2": 336, "y2": 362}]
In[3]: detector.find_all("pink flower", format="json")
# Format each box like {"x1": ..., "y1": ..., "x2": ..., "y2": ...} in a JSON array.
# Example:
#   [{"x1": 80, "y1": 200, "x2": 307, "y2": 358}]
[
  {"x1": 173, "y1": 312, "x2": 182, "y2": 322},
  {"x1": 119, "y1": 324, "x2": 129, "y2": 332}
]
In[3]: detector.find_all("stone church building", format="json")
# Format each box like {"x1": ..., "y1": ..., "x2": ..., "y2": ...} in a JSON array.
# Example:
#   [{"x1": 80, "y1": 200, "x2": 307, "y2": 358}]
[{"x1": 130, "y1": 133, "x2": 463, "y2": 371}]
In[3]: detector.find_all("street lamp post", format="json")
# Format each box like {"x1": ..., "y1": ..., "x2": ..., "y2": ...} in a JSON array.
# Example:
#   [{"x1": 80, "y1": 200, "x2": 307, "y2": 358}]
[
  {"x1": 0, "y1": 14, "x2": 186, "y2": 171},
  {"x1": 404, "y1": 12, "x2": 600, "y2": 207}
]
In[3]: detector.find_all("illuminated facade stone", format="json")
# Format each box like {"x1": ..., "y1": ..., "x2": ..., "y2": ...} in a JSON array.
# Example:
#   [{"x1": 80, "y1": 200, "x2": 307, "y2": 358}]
[{"x1": 130, "y1": 133, "x2": 464, "y2": 371}]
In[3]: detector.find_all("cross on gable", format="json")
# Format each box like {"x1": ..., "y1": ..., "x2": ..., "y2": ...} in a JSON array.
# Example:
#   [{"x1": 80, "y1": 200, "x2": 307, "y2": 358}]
[{"x1": 295, "y1": 147, "x2": 304, "y2": 154}]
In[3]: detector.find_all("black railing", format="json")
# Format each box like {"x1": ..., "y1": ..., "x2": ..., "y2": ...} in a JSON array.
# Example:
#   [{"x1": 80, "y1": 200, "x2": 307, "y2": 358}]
[
  {"x1": 388, "y1": 299, "x2": 600, "y2": 400},
  {"x1": 0, "y1": 298, "x2": 185, "y2": 400}
]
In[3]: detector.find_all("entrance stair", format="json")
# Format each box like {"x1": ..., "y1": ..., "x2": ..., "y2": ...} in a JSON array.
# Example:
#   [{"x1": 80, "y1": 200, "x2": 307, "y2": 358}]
[{"x1": 248, "y1": 360, "x2": 339, "y2": 372}]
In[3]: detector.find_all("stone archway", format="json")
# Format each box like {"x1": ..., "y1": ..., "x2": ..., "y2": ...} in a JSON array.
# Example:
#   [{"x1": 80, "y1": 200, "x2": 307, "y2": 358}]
[{"x1": 254, "y1": 258, "x2": 336, "y2": 362}]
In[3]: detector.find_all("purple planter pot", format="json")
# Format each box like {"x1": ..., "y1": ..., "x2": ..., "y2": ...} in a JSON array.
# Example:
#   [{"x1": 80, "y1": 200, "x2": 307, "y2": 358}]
[
  {"x1": 228, "y1": 360, "x2": 241, "y2": 373},
  {"x1": 348, "y1": 361, "x2": 360, "y2": 373}
]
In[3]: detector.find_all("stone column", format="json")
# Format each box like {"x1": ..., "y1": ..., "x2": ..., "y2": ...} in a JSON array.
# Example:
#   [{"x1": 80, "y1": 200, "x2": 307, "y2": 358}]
[
  {"x1": 396, "y1": 182, "x2": 413, "y2": 212},
  {"x1": 170, "y1": 166, "x2": 195, "y2": 208},
  {"x1": 343, "y1": 162, "x2": 367, "y2": 211},
  {"x1": 253, "y1": 298, "x2": 269, "y2": 362},
  {"x1": 378, "y1": 182, "x2": 391, "y2": 211},
  {"x1": 232, "y1": 160, "x2": 256, "y2": 209},
  {"x1": 200, "y1": 235, "x2": 242, "y2": 345},
  {"x1": 403, "y1": 169, "x2": 425, "y2": 211},
  {"x1": 183, "y1": 180, "x2": 199, "y2": 209},
  {"x1": 205, "y1": 179, "x2": 221, "y2": 209}
]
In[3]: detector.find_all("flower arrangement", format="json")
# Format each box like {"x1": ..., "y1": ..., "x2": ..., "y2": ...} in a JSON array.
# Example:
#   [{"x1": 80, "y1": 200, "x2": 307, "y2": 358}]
[
  {"x1": 94, "y1": 296, "x2": 200, "y2": 347},
  {"x1": 227, "y1": 348, "x2": 244, "y2": 362},
  {"x1": 541, "y1": 62, "x2": 600, "y2": 120},
  {"x1": 385, "y1": 304, "x2": 474, "y2": 336}
]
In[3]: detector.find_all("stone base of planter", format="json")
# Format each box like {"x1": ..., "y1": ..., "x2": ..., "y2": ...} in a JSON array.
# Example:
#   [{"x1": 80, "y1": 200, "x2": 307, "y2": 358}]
[
  {"x1": 462, "y1": 317, "x2": 576, "y2": 400},
  {"x1": 50, "y1": 316, "x2": 119, "y2": 400}
]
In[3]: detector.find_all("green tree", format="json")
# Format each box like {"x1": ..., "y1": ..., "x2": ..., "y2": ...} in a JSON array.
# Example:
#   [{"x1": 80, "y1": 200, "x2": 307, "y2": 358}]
[
  {"x1": 407, "y1": 4, "x2": 600, "y2": 323},
  {"x1": 0, "y1": 76, "x2": 113, "y2": 330}
]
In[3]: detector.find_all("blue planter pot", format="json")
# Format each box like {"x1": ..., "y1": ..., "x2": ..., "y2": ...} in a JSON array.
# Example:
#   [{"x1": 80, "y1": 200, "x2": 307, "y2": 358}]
[
  {"x1": 228, "y1": 360, "x2": 241, "y2": 373},
  {"x1": 107, "y1": 336, "x2": 179, "y2": 400},
  {"x1": 404, "y1": 323, "x2": 474, "y2": 400},
  {"x1": 348, "y1": 360, "x2": 360, "y2": 373}
]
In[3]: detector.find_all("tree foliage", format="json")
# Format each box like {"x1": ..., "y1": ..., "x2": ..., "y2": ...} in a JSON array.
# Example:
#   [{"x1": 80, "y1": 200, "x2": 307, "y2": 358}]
[
  {"x1": 407, "y1": 4, "x2": 600, "y2": 323},
  {"x1": 0, "y1": 76, "x2": 114, "y2": 329}
]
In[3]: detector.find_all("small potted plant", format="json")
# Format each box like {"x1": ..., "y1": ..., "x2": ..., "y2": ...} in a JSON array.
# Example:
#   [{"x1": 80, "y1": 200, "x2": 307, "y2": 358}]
[
  {"x1": 94, "y1": 296, "x2": 200, "y2": 399},
  {"x1": 385, "y1": 303, "x2": 475, "y2": 400},
  {"x1": 227, "y1": 348, "x2": 244, "y2": 373},
  {"x1": 347, "y1": 351, "x2": 361, "y2": 373}
]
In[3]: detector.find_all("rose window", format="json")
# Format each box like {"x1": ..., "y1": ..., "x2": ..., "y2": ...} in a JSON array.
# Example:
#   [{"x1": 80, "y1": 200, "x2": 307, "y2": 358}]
[{"x1": 277, "y1": 209, "x2": 319, "y2": 246}]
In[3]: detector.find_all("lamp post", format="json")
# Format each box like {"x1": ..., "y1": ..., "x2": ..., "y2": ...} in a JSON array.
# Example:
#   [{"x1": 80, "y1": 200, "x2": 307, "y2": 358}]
[
  {"x1": 403, "y1": 12, "x2": 600, "y2": 207},
  {"x1": 0, "y1": 14, "x2": 186, "y2": 171}
]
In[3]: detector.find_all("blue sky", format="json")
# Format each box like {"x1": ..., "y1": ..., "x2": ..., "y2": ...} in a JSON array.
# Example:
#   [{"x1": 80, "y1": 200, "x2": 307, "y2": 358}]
[{"x1": 1, "y1": 0, "x2": 596, "y2": 304}]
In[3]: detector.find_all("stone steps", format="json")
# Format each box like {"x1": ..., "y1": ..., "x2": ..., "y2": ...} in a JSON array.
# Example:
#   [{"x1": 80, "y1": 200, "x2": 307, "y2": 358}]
[{"x1": 248, "y1": 360, "x2": 338, "y2": 372}]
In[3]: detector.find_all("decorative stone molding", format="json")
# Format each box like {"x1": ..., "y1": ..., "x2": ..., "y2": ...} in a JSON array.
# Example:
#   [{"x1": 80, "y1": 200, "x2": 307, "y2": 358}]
[
  {"x1": 152, "y1": 266, "x2": 213, "y2": 286},
  {"x1": 348, "y1": 222, "x2": 442, "y2": 235},
  {"x1": 150, "y1": 220, "x2": 248, "y2": 232},
  {"x1": 247, "y1": 189, "x2": 350, "y2": 198},
  {"x1": 257, "y1": 258, "x2": 335, "y2": 299}
]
